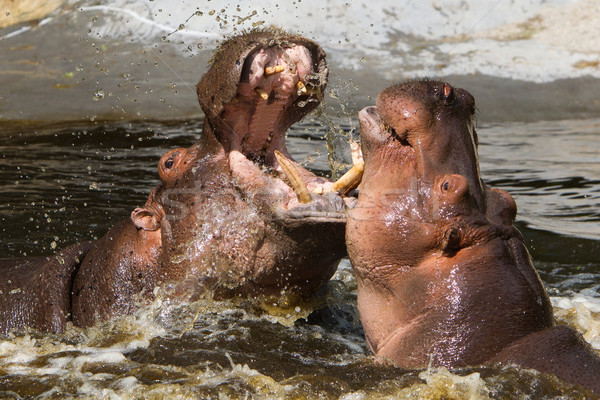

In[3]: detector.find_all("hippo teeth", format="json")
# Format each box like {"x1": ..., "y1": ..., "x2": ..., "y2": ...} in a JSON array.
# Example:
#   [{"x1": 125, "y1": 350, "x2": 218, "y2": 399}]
[
  {"x1": 265, "y1": 65, "x2": 285, "y2": 75},
  {"x1": 329, "y1": 139, "x2": 364, "y2": 195},
  {"x1": 296, "y1": 81, "x2": 307, "y2": 95},
  {"x1": 255, "y1": 88, "x2": 270, "y2": 100},
  {"x1": 331, "y1": 163, "x2": 364, "y2": 195},
  {"x1": 274, "y1": 150, "x2": 312, "y2": 204},
  {"x1": 350, "y1": 139, "x2": 364, "y2": 165}
]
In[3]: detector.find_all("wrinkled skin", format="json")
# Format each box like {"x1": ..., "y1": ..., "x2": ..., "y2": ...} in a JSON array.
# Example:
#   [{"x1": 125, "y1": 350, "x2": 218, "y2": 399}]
[
  {"x1": 157, "y1": 30, "x2": 349, "y2": 297},
  {"x1": 0, "y1": 242, "x2": 92, "y2": 334},
  {"x1": 71, "y1": 187, "x2": 165, "y2": 327},
  {"x1": 0, "y1": 187, "x2": 164, "y2": 333},
  {"x1": 346, "y1": 80, "x2": 600, "y2": 395},
  {"x1": 0, "y1": 30, "x2": 349, "y2": 333}
]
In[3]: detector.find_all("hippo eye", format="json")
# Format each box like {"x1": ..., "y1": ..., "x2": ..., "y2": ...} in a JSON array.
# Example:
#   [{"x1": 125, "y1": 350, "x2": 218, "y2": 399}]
[
  {"x1": 165, "y1": 159, "x2": 174, "y2": 169},
  {"x1": 442, "y1": 181, "x2": 450, "y2": 191}
]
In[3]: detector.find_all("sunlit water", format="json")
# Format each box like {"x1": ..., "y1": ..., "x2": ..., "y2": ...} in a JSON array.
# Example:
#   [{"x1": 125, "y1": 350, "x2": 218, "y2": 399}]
[{"x1": 0, "y1": 115, "x2": 599, "y2": 399}]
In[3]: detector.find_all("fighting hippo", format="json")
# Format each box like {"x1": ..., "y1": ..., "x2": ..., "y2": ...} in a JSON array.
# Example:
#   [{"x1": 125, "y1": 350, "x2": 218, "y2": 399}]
[
  {"x1": 346, "y1": 80, "x2": 600, "y2": 394},
  {"x1": 0, "y1": 30, "x2": 360, "y2": 333},
  {"x1": 151, "y1": 29, "x2": 360, "y2": 301}
]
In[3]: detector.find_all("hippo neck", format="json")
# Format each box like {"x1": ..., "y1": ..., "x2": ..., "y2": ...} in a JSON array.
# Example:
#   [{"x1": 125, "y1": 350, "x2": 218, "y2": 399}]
[{"x1": 196, "y1": 119, "x2": 229, "y2": 156}]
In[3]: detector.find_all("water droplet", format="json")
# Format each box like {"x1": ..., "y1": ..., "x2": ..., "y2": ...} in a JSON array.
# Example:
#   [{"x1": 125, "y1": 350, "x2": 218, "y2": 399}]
[
  {"x1": 5, "y1": 12, "x2": 10, "y2": 17},
  {"x1": 161, "y1": 36, "x2": 167, "y2": 42},
  {"x1": 93, "y1": 89, "x2": 104, "y2": 101},
  {"x1": 208, "y1": 10, "x2": 215, "y2": 15},
  {"x1": 178, "y1": 24, "x2": 185, "y2": 30},
  {"x1": 75, "y1": 64, "x2": 83, "y2": 71}
]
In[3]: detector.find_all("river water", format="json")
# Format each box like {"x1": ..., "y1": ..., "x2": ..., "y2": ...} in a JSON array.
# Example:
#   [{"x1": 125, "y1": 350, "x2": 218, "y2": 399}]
[{"x1": 1, "y1": 1, "x2": 600, "y2": 398}]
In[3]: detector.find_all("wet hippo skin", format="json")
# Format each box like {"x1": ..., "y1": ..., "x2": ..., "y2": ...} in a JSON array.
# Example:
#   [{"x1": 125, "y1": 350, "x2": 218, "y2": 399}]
[
  {"x1": 0, "y1": 30, "x2": 358, "y2": 333},
  {"x1": 346, "y1": 80, "x2": 600, "y2": 395},
  {"x1": 0, "y1": 242, "x2": 92, "y2": 334},
  {"x1": 71, "y1": 187, "x2": 165, "y2": 327},
  {"x1": 149, "y1": 29, "x2": 357, "y2": 301}
]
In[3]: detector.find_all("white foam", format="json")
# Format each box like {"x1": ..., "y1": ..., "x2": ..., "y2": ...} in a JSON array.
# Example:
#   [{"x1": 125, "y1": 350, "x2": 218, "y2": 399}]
[{"x1": 552, "y1": 294, "x2": 600, "y2": 350}]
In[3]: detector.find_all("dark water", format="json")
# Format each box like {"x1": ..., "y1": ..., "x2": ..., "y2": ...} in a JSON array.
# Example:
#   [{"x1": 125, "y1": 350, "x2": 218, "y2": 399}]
[{"x1": 0, "y1": 116, "x2": 599, "y2": 399}]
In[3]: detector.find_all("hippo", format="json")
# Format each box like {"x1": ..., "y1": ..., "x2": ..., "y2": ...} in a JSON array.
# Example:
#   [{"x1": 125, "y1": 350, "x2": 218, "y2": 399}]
[
  {"x1": 0, "y1": 29, "x2": 361, "y2": 333},
  {"x1": 346, "y1": 80, "x2": 600, "y2": 394},
  {"x1": 0, "y1": 186, "x2": 163, "y2": 333},
  {"x1": 143, "y1": 29, "x2": 362, "y2": 302},
  {"x1": 71, "y1": 187, "x2": 165, "y2": 327},
  {"x1": 0, "y1": 242, "x2": 92, "y2": 334}
]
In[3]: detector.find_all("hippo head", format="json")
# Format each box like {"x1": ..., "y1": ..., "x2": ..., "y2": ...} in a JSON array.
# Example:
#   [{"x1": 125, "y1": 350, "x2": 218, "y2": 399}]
[
  {"x1": 196, "y1": 29, "x2": 327, "y2": 166},
  {"x1": 151, "y1": 30, "x2": 359, "y2": 296},
  {"x1": 350, "y1": 80, "x2": 489, "y2": 262},
  {"x1": 347, "y1": 80, "x2": 552, "y2": 368}
]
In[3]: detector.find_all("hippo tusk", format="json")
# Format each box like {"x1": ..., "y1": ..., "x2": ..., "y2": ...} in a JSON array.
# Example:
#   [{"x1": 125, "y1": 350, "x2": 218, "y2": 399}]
[
  {"x1": 255, "y1": 88, "x2": 269, "y2": 100},
  {"x1": 274, "y1": 150, "x2": 312, "y2": 204},
  {"x1": 265, "y1": 65, "x2": 285, "y2": 75},
  {"x1": 350, "y1": 139, "x2": 364, "y2": 166},
  {"x1": 331, "y1": 162, "x2": 364, "y2": 195},
  {"x1": 328, "y1": 139, "x2": 364, "y2": 195}
]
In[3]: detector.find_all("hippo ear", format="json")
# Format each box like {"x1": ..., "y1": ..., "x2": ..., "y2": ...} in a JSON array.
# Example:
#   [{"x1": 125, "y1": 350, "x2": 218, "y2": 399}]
[
  {"x1": 131, "y1": 207, "x2": 161, "y2": 231},
  {"x1": 441, "y1": 226, "x2": 462, "y2": 255}
]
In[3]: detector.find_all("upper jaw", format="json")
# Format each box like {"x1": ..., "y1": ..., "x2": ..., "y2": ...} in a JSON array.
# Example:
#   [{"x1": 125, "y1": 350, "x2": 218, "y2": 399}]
[
  {"x1": 216, "y1": 40, "x2": 327, "y2": 167},
  {"x1": 221, "y1": 41, "x2": 359, "y2": 220}
]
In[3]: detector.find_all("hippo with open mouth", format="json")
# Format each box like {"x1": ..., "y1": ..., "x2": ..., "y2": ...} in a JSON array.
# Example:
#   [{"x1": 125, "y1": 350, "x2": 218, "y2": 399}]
[
  {"x1": 0, "y1": 30, "x2": 362, "y2": 332},
  {"x1": 346, "y1": 80, "x2": 600, "y2": 394},
  {"x1": 148, "y1": 29, "x2": 361, "y2": 299}
]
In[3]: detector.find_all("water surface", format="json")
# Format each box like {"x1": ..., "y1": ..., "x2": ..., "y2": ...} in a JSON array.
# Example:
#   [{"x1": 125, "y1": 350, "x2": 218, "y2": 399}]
[
  {"x1": 1, "y1": 0, "x2": 600, "y2": 398},
  {"x1": 1, "y1": 116, "x2": 599, "y2": 398}
]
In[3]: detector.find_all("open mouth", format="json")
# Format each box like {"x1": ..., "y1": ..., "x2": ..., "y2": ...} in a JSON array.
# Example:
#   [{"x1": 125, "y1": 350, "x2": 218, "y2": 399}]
[
  {"x1": 221, "y1": 43, "x2": 323, "y2": 165},
  {"x1": 217, "y1": 43, "x2": 362, "y2": 221}
]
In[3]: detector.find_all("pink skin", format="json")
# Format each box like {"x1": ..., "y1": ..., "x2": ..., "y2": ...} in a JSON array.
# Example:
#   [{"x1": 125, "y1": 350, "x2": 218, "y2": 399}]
[
  {"x1": 71, "y1": 186, "x2": 165, "y2": 327},
  {"x1": 214, "y1": 44, "x2": 334, "y2": 209},
  {"x1": 154, "y1": 32, "x2": 347, "y2": 298},
  {"x1": 347, "y1": 80, "x2": 600, "y2": 395},
  {"x1": 158, "y1": 147, "x2": 199, "y2": 187}
]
